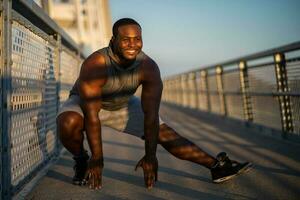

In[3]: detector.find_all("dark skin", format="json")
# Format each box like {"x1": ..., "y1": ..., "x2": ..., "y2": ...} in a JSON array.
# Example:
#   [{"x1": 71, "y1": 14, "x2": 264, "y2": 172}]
[
  {"x1": 78, "y1": 24, "x2": 162, "y2": 189},
  {"x1": 57, "y1": 24, "x2": 216, "y2": 190}
]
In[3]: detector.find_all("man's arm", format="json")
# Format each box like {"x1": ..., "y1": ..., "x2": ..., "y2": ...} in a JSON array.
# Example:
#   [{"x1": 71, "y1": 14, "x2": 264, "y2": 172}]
[
  {"x1": 135, "y1": 58, "x2": 163, "y2": 188},
  {"x1": 77, "y1": 52, "x2": 107, "y2": 189},
  {"x1": 141, "y1": 59, "x2": 163, "y2": 159}
]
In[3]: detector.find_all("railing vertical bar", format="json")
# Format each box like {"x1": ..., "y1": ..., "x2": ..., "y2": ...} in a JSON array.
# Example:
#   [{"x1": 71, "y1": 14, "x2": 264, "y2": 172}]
[
  {"x1": 171, "y1": 79, "x2": 176, "y2": 104},
  {"x1": 181, "y1": 74, "x2": 188, "y2": 107},
  {"x1": 239, "y1": 61, "x2": 253, "y2": 122},
  {"x1": 0, "y1": 0, "x2": 3, "y2": 198},
  {"x1": 201, "y1": 70, "x2": 210, "y2": 112},
  {"x1": 170, "y1": 79, "x2": 172, "y2": 103},
  {"x1": 176, "y1": 76, "x2": 182, "y2": 106},
  {"x1": 189, "y1": 72, "x2": 198, "y2": 109},
  {"x1": 274, "y1": 53, "x2": 294, "y2": 137},
  {"x1": 1, "y1": 0, "x2": 12, "y2": 199},
  {"x1": 166, "y1": 79, "x2": 170, "y2": 103},
  {"x1": 54, "y1": 33, "x2": 62, "y2": 154},
  {"x1": 216, "y1": 66, "x2": 227, "y2": 115}
]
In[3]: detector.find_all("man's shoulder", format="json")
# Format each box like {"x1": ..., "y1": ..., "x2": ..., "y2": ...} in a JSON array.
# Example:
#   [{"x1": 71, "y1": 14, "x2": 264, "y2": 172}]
[
  {"x1": 140, "y1": 52, "x2": 158, "y2": 68},
  {"x1": 139, "y1": 53, "x2": 161, "y2": 82},
  {"x1": 78, "y1": 47, "x2": 109, "y2": 82},
  {"x1": 94, "y1": 46, "x2": 109, "y2": 56},
  {"x1": 83, "y1": 48, "x2": 108, "y2": 69}
]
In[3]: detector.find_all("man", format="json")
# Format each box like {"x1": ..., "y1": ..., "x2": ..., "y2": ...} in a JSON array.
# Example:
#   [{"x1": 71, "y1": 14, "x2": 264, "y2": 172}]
[{"x1": 56, "y1": 18, "x2": 251, "y2": 190}]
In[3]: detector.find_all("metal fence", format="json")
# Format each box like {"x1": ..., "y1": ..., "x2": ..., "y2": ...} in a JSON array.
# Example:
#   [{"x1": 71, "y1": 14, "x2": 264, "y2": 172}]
[
  {"x1": 1, "y1": 0, "x2": 83, "y2": 199},
  {"x1": 162, "y1": 43, "x2": 300, "y2": 137}
]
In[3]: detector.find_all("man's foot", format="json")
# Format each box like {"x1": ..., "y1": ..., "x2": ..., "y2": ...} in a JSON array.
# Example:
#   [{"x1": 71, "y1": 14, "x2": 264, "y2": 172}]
[
  {"x1": 72, "y1": 151, "x2": 89, "y2": 185},
  {"x1": 211, "y1": 152, "x2": 252, "y2": 183}
]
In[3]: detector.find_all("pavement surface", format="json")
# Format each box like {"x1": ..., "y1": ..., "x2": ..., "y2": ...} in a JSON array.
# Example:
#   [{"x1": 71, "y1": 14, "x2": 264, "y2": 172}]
[{"x1": 24, "y1": 103, "x2": 300, "y2": 200}]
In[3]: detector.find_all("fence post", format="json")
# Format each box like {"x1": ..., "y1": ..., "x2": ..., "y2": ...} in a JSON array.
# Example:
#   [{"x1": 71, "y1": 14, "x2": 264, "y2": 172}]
[
  {"x1": 0, "y1": 1, "x2": 3, "y2": 198},
  {"x1": 216, "y1": 66, "x2": 227, "y2": 116},
  {"x1": 164, "y1": 79, "x2": 170, "y2": 103},
  {"x1": 170, "y1": 79, "x2": 176, "y2": 104},
  {"x1": 54, "y1": 33, "x2": 61, "y2": 155},
  {"x1": 176, "y1": 75, "x2": 183, "y2": 106},
  {"x1": 161, "y1": 80, "x2": 165, "y2": 101},
  {"x1": 181, "y1": 74, "x2": 189, "y2": 107},
  {"x1": 165, "y1": 79, "x2": 170, "y2": 102},
  {"x1": 200, "y1": 70, "x2": 210, "y2": 111},
  {"x1": 239, "y1": 61, "x2": 253, "y2": 122},
  {"x1": 274, "y1": 53, "x2": 293, "y2": 136},
  {"x1": 164, "y1": 79, "x2": 169, "y2": 103},
  {"x1": 1, "y1": 0, "x2": 13, "y2": 199},
  {"x1": 188, "y1": 72, "x2": 198, "y2": 109}
]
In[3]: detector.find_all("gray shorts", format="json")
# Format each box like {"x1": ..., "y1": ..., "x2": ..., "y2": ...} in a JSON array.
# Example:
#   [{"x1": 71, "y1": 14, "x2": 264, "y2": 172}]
[{"x1": 57, "y1": 95, "x2": 164, "y2": 138}]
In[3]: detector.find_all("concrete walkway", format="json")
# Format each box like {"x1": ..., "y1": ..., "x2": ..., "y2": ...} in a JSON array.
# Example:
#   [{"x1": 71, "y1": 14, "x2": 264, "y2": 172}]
[{"x1": 24, "y1": 104, "x2": 300, "y2": 200}]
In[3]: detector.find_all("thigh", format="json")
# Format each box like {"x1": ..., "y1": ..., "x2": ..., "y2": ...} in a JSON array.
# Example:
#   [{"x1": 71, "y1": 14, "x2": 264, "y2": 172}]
[
  {"x1": 99, "y1": 96, "x2": 144, "y2": 138},
  {"x1": 100, "y1": 96, "x2": 164, "y2": 139},
  {"x1": 56, "y1": 95, "x2": 84, "y2": 118},
  {"x1": 123, "y1": 96, "x2": 145, "y2": 138}
]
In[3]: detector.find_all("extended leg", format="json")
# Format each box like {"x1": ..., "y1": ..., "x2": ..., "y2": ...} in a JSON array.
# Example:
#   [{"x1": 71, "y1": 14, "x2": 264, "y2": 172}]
[
  {"x1": 158, "y1": 123, "x2": 216, "y2": 168},
  {"x1": 158, "y1": 123, "x2": 252, "y2": 183}
]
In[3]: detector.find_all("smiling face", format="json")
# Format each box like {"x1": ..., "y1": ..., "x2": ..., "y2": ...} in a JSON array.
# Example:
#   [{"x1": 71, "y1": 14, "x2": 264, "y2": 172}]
[{"x1": 112, "y1": 24, "x2": 143, "y2": 62}]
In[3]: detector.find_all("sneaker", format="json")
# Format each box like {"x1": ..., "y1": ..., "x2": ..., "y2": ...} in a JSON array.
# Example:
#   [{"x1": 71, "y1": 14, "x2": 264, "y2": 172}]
[
  {"x1": 72, "y1": 151, "x2": 89, "y2": 185},
  {"x1": 211, "y1": 152, "x2": 252, "y2": 183}
]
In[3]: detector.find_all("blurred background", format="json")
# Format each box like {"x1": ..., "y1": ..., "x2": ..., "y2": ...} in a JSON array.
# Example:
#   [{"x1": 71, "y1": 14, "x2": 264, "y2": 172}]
[{"x1": 33, "y1": 0, "x2": 300, "y2": 77}]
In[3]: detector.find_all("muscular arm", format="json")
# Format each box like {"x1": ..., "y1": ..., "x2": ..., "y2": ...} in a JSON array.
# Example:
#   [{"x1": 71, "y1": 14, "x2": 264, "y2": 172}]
[
  {"x1": 140, "y1": 58, "x2": 163, "y2": 159},
  {"x1": 77, "y1": 52, "x2": 107, "y2": 161}
]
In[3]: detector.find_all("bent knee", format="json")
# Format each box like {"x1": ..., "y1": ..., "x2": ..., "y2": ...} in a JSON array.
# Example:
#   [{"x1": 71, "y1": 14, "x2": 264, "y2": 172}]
[{"x1": 57, "y1": 111, "x2": 84, "y2": 139}]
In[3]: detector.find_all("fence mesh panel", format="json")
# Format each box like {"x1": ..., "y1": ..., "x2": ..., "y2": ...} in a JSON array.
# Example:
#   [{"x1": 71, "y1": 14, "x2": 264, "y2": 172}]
[
  {"x1": 196, "y1": 75, "x2": 207, "y2": 111},
  {"x1": 10, "y1": 20, "x2": 57, "y2": 185},
  {"x1": 286, "y1": 58, "x2": 300, "y2": 134},
  {"x1": 248, "y1": 64, "x2": 282, "y2": 130},
  {"x1": 208, "y1": 74, "x2": 221, "y2": 114},
  {"x1": 59, "y1": 49, "x2": 80, "y2": 104},
  {"x1": 223, "y1": 71, "x2": 244, "y2": 120}
]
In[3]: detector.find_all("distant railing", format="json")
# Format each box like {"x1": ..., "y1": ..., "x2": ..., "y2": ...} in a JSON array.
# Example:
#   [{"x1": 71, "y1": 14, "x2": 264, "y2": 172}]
[
  {"x1": 1, "y1": 0, "x2": 84, "y2": 199},
  {"x1": 162, "y1": 42, "x2": 300, "y2": 138}
]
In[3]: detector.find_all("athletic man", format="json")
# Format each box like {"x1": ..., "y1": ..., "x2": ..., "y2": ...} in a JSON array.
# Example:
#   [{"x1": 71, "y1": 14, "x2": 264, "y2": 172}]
[{"x1": 56, "y1": 18, "x2": 251, "y2": 190}]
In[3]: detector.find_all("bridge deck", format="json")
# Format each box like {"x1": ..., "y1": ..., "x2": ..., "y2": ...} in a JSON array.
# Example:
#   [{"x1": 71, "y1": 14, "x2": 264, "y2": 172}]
[{"x1": 24, "y1": 104, "x2": 300, "y2": 200}]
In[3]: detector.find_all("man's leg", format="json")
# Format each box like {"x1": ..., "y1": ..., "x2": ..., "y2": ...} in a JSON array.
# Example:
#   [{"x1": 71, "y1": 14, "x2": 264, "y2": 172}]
[
  {"x1": 57, "y1": 111, "x2": 89, "y2": 185},
  {"x1": 112, "y1": 96, "x2": 251, "y2": 183},
  {"x1": 158, "y1": 123, "x2": 252, "y2": 183},
  {"x1": 158, "y1": 123, "x2": 216, "y2": 169},
  {"x1": 57, "y1": 111, "x2": 85, "y2": 156},
  {"x1": 115, "y1": 96, "x2": 216, "y2": 168}
]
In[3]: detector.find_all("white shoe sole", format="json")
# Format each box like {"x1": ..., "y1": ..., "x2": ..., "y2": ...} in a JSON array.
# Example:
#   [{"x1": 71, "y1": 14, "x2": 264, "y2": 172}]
[{"x1": 213, "y1": 162, "x2": 253, "y2": 183}]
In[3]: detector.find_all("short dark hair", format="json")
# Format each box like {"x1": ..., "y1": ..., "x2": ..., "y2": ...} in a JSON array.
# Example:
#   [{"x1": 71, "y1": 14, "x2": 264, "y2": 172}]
[{"x1": 112, "y1": 18, "x2": 141, "y2": 37}]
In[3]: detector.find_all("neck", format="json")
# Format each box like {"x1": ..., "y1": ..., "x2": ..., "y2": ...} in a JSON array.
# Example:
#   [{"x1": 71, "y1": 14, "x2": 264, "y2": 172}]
[{"x1": 111, "y1": 46, "x2": 135, "y2": 69}]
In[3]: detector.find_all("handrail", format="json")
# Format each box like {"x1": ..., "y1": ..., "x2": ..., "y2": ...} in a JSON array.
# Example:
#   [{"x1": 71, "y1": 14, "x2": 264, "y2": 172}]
[
  {"x1": 162, "y1": 41, "x2": 300, "y2": 138},
  {"x1": 165, "y1": 41, "x2": 300, "y2": 80}
]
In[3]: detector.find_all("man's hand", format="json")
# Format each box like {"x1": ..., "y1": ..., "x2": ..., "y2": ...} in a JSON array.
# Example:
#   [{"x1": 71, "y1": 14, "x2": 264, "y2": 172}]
[
  {"x1": 84, "y1": 158, "x2": 103, "y2": 190},
  {"x1": 135, "y1": 155, "x2": 158, "y2": 189}
]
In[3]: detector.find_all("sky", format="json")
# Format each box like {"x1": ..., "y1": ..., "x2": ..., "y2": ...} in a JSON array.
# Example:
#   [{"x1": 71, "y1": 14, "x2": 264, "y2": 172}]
[{"x1": 109, "y1": 0, "x2": 300, "y2": 78}]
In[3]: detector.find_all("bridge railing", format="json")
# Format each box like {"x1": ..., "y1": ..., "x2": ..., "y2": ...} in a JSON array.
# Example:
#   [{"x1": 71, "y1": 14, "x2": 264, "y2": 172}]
[
  {"x1": 1, "y1": 0, "x2": 84, "y2": 199},
  {"x1": 162, "y1": 42, "x2": 300, "y2": 138}
]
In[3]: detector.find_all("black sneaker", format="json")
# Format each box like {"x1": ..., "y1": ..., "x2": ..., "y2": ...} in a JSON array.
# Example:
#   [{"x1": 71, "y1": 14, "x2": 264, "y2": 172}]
[
  {"x1": 211, "y1": 152, "x2": 252, "y2": 183},
  {"x1": 72, "y1": 151, "x2": 89, "y2": 185}
]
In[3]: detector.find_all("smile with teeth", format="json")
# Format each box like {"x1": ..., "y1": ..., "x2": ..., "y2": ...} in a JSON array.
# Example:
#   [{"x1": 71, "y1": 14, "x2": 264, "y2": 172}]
[{"x1": 125, "y1": 50, "x2": 136, "y2": 54}]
